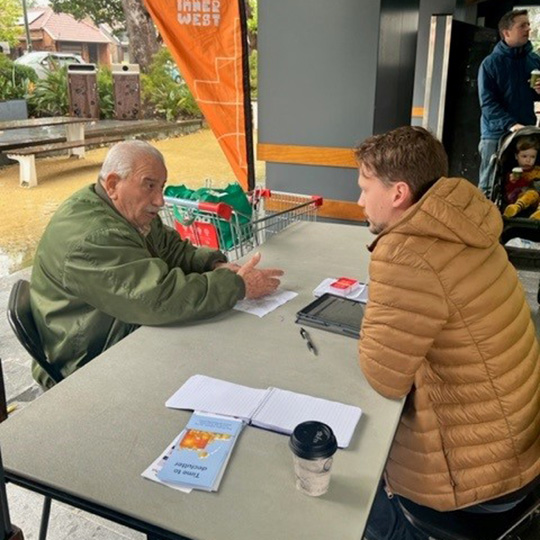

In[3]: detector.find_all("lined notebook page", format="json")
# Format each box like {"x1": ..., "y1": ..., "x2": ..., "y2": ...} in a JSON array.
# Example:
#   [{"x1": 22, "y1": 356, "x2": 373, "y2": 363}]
[
  {"x1": 165, "y1": 375, "x2": 269, "y2": 421},
  {"x1": 251, "y1": 388, "x2": 362, "y2": 448}
]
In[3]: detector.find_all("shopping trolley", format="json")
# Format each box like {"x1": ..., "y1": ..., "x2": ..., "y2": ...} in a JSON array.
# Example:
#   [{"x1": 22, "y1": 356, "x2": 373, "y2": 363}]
[{"x1": 161, "y1": 188, "x2": 324, "y2": 261}]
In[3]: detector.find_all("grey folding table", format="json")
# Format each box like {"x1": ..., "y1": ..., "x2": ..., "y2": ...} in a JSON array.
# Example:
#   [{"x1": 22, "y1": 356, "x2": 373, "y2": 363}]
[{"x1": 0, "y1": 222, "x2": 404, "y2": 540}]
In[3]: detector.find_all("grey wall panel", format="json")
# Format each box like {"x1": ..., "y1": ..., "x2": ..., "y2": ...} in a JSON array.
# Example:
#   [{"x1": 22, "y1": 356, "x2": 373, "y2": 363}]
[
  {"x1": 258, "y1": 0, "x2": 380, "y2": 147},
  {"x1": 267, "y1": 163, "x2": 360, "y2": 202},
  {"x1": 374, "y1": 0, "x2": 420, "y2": 133}
]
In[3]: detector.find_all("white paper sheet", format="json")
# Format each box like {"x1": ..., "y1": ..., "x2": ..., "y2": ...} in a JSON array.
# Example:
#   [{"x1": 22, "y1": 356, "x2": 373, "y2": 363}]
[
  {"x1": 165, "y1": 374, "x2": 270, "y2": 421},
  {"x1": 251, "y1": 388, "x2": 362, "y2": 448},
  {"x1": 233, "y1": 289, "x2": 298, "y2": 317}
]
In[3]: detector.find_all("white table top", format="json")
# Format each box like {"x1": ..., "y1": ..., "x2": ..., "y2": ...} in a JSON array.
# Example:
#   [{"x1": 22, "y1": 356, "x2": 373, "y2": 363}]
[{"x1": 0, "y1": 221, "x2": 404, "y2": 540}]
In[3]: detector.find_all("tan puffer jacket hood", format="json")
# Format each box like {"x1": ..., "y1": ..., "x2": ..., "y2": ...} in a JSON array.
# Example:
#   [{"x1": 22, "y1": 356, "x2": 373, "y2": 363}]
[{"x1": 359, "y1": 177, "x2": 540, "y2": 511}]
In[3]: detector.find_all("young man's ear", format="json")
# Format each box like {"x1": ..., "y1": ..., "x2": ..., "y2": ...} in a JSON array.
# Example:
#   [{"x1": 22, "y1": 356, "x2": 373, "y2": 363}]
[
  {"x1": 392, "y1": 181, "x2": 413, "y2": 209},
  {"x1": 103, "y1": 173, "x2": 121, "y2": 200}
]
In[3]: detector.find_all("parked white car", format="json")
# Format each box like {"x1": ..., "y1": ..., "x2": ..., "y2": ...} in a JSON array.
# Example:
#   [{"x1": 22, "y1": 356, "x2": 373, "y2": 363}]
[{"x1": 14, "y1": 51, "x2": 86, "y2": 79}]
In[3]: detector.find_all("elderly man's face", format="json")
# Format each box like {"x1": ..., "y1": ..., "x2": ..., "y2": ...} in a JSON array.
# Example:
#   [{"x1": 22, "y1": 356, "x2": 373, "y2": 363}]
[{"x1": 107, "y1": 155, "x2": 167, "y2": 234}]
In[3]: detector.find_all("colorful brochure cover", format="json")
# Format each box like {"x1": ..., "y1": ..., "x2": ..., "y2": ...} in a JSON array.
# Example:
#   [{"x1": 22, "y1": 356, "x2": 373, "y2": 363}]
[{"x1": 157, "y1": 412, "x2": 244, "y2": 491}]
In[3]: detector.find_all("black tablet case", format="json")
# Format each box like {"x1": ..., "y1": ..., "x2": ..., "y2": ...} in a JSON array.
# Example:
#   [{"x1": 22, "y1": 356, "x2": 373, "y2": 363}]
[{"x1": 295, "y1": 293, "x2": 364, "y2": 338}]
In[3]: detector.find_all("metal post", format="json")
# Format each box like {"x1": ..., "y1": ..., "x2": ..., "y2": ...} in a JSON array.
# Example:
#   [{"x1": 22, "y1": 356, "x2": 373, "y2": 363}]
[{"x1": 21, "y1": 0, "x2": 33, "y2": 52}]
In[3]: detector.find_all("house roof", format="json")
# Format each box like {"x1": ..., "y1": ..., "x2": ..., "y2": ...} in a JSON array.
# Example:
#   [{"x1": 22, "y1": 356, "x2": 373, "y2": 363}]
[{"x1": 22, "y1": 8, "x2": 112, "y2": 44}]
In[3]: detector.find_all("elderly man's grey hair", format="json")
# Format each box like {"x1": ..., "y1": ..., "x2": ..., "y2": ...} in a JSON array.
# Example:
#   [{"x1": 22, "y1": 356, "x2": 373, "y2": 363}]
[{"x1": 98, "y1": 140, "x2": 165, "y2": 183}]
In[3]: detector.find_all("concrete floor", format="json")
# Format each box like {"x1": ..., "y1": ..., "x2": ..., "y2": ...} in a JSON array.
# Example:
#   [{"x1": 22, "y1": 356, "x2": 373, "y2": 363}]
[{"x1": 1, "y1": 265, "x2": 539, "y2": 539}]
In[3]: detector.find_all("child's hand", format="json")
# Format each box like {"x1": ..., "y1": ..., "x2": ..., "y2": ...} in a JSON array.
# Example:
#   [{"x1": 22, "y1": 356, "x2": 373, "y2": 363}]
[{"x1": 510, "y1": 174, "x2": 519, "y2": 183}]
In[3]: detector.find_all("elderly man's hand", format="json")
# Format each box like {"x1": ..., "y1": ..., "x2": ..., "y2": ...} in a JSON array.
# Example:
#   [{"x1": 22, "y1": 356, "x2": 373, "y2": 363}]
[
  {"x1": 237, "y1": 252, "x2": 284, "y2": 299},
  {"x1": 213, "y1": 261, "x2": 241, "y2": 273}
]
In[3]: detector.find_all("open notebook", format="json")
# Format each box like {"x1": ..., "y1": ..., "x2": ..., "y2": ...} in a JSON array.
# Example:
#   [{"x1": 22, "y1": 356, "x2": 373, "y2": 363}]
[{"x1": 166, "y1": 374, "x2": 362, "y2": 448}]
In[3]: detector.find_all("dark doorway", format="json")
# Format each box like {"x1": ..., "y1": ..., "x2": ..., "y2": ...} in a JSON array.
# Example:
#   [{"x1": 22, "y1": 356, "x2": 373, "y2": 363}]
[{"x1": 442, "y1": 20, "x2": 497, "y2": 182}]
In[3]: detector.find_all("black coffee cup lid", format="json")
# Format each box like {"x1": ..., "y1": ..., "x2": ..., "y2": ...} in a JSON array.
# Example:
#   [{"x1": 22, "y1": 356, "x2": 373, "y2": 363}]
[{"x1": 289, "y1": 421, "x2": 338, "y2": 460}]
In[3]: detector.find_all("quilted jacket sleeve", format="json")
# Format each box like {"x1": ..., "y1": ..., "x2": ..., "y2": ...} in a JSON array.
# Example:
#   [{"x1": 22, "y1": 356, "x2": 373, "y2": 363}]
[{"x1": 359, "y1": 243, "x2": 449, "y2": 400}]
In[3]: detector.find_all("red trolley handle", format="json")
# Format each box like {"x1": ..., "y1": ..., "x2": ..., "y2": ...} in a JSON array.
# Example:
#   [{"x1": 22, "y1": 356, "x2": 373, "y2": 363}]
[{"x1": 198, "y1": 201, "x2": 233, "y2": 221}]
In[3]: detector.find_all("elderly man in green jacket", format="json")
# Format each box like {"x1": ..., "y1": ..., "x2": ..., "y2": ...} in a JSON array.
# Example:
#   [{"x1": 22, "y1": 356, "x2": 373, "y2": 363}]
[{"x1": 30, "y1": 140, "x2": 283, "y2": 389}]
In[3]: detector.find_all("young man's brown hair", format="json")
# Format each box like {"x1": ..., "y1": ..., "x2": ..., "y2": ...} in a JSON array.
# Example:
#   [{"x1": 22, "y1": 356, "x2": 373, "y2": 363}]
[
  {"x1": 354, "y1": 126, "x2": 449, "y2": 202},
  {"x1": 498, "y1": 9, "x2": 528, "y2": 40}
]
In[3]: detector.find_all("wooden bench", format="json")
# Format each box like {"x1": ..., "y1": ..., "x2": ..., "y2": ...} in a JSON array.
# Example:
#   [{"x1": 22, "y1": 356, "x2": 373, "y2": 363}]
[{"x1": 6, "y1": 135, "x2": 125, "y2": 188}]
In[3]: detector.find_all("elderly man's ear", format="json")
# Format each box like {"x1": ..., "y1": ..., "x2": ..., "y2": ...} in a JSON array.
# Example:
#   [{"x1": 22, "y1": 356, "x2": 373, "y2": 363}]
[{"x1": 103, "y1": 173, "x2": 122, "y2": 200}]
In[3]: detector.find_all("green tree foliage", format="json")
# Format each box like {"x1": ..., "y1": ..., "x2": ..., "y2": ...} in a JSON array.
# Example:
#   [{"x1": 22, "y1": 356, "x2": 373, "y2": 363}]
[
  {"x1": 141, "y1": 49, "x2": 200, "y2": 121},
  {"x1": 0, "y1": 0, "x2": 22, "y2": 46},
  {"x1": 50, "y1": 0, "x2": 124, "y2": 32}
]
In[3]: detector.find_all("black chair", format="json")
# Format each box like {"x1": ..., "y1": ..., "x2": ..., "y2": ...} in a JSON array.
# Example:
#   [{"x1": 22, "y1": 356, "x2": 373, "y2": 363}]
[
  {"x1": 6, "y1": 279, "x2": 62, "y2": 540},
  {"x1": 398, "y1": 487, "x2": 540, "y2": 540},
  {"x1": 7, "y1": 280, "x2": 63, "y2": 385}
]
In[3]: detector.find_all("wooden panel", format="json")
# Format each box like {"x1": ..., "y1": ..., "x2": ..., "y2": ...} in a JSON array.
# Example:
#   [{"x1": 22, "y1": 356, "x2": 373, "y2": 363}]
[
  {"x1": 257, "y1": 143, "x2": 357, "y2": 168},
  {"x1": 319, "y1": 198, "x2": 367, "y2": 222}
]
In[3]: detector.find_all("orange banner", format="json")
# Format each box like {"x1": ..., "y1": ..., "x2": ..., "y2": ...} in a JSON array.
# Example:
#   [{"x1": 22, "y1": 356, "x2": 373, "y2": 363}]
[{"x1": 144, "y1": 0, "x2": 254, "y2": 190}]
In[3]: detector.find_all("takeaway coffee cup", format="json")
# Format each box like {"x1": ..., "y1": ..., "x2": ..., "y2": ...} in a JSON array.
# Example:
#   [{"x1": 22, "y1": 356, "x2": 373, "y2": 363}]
[
  {"x1": 531, "y1": 69, "x2": 540, "y2": 89},
  {"x1": 512, "y1": 167, "x2": 523, "y2": 180},
  {"x1": 289, "y1": 421, "x2": 338, "y2": 496}
]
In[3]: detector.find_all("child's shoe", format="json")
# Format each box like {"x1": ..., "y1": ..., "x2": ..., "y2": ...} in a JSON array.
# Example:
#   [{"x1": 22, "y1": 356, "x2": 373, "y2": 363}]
[
  {"x1": 504, "y1": 204, "x2": 521, "y2": 218},
  {"x1": 530, "y1": 209, "x2": 540, "y2": 220}
]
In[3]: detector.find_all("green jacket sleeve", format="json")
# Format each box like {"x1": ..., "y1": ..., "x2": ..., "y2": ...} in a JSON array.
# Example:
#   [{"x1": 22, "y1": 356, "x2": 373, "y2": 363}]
[
  {"x1": 63, "y1": 225, "x2": 245, "y2": 326},
  {"x1": 359, "y1": 245, "x2": 449, "y2": 400},
  {"x1": 148, "y1": 218, "x2": 227, "y2": 273}
]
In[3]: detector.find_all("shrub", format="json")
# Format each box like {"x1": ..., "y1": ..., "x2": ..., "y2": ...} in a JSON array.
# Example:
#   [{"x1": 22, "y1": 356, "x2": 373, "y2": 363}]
[
  {"x1": 97, "y1": 67, "x2": 114, "y2": 119},
  {"x1": 0, "y1": 55, "x2": 37, "y2": 101},
  {"x1": 141, "y1": 49, "x2": 200, "y2": 120},
  {"x1": 249, "y1": 49, "x2": 257, "y2": 99},
  {"x1": 27, "y1": 67, "x2": 68, "y2": 117}
]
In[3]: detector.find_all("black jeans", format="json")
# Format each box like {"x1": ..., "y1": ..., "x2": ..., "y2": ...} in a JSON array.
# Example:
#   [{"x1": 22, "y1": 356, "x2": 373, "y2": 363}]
[
  {"x1": 365, "y1": 481, "x2": 525, "y2": 540},
  {"x1": 364, "y1": 482, "x2": 428, "y2": 540}
]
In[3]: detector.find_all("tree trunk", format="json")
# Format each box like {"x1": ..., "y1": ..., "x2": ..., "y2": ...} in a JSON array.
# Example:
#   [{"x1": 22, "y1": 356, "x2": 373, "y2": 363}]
[
  {"x1": 245, "y1": 1, "x2": 257, "y2": 52},
  {"x1": 121, "y1": 0, "x2": 160, "y2": 72}
]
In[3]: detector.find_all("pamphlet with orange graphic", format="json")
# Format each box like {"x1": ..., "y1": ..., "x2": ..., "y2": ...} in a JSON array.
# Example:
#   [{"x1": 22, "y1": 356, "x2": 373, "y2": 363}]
[{"x1": 157, "y1": 412, "x2": 244, "y2": 491}]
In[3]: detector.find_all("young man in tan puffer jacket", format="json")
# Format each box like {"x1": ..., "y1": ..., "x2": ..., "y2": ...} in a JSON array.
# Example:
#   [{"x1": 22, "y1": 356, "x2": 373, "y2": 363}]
[{"x1": 356, "y1": 126, "x2": 540, "y2": 540}]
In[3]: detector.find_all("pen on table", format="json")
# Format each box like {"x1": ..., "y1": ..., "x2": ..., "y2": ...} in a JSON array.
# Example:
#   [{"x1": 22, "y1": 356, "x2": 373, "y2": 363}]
[{"x1": 300, "y1": 327, "x2": 317, "y2": 356}]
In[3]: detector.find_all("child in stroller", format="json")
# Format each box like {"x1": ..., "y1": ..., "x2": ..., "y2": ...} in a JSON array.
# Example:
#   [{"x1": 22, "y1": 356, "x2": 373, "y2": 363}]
[
  {"x1": 489, "y1": 126, "x2": 540, "y2": 218},
  {"x1": 488, "y1": 126, "x2": 540, "y2": 303},
  {"x1": 502, "y1": 135, "x2": 540, "y2": 218}
]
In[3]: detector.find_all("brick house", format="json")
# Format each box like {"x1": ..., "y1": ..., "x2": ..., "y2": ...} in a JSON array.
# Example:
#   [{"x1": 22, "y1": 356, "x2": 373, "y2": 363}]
[{"x1": 17, "y1": 8, "x2": 116, "y2": 66}]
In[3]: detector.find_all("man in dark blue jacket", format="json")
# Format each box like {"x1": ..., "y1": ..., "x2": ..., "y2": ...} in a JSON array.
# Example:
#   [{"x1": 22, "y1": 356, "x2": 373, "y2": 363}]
[{"x1": 478, "y1": 9, "x2": 540, "y2": 195}]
